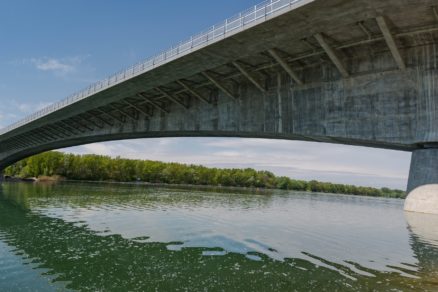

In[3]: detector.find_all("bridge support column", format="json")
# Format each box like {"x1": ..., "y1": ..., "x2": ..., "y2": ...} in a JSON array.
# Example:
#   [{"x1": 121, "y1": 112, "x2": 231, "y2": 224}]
[{"x1": 405, "y1": 148, "x2": 438, "y2": 214}]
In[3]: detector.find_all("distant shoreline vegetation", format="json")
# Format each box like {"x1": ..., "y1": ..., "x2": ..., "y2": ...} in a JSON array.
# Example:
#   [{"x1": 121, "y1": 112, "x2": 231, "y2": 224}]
[{"x1": 4, "y1": 151, "x2": 405, "y2": 198}]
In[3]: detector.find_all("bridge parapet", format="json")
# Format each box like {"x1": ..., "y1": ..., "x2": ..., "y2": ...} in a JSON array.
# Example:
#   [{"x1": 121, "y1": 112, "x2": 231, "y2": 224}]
[{"x1": 0, "y1": 0, "x2": 310, "y2": 137}]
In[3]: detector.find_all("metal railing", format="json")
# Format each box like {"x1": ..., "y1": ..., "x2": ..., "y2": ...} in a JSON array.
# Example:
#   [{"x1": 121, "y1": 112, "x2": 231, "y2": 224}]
[{"x1": 0, "y1": 0, "x2": 306, "y2": 136}]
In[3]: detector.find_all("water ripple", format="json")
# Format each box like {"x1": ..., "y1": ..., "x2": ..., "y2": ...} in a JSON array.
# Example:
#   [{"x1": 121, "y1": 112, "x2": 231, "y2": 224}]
[{"x1": 0, "y1": 182, "x2": 438, "y2": 290}]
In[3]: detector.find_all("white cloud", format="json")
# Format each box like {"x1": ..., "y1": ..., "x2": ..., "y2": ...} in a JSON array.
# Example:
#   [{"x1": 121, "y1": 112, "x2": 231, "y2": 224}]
[
  {"x1": 205, "y1": 139, "x2": 287, "y2": 148},
  {"x1": 81, "y1": 143, "x2": 115, "y2": 156},
  {"x1": 0, "y1": 99, "x2": 53, "y2": 130},
  {"x1": 15, "y1": 101, "x2": 53, "y2": 114},
  {"x1": 33, "y1": 58, "x2": 74, "y2": 73},
  {"x1": 0, "y1": 109, "x2": 18, "y2": 127},
  {"x1": 22, "y1": 56, "x2": 88, "y2": 76},
  {"x1": 213, "y1": 151, "x2": 241, "y2": 157}
]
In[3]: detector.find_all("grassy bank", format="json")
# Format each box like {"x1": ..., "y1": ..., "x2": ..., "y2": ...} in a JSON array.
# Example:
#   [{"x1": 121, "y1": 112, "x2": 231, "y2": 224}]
[{"x1": 4, "y1": 151, "x2": 405, "y2": 198}]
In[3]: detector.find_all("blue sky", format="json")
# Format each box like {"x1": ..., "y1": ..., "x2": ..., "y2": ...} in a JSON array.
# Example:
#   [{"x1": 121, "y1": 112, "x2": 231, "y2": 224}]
[{"x1": 0, "y1": 0, "x2": 411, "y2": 189}]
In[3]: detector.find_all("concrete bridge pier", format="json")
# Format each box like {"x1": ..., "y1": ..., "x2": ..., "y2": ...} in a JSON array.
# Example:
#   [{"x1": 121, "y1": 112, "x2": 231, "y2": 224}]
[{"x1": 405, "y1": 149, "x2": 438, "y2": 214}]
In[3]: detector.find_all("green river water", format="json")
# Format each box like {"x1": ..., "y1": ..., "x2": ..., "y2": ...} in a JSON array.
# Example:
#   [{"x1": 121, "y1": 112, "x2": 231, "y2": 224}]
[{"x1": 0, "y1": 182, "x2": 437, "y2": 291}]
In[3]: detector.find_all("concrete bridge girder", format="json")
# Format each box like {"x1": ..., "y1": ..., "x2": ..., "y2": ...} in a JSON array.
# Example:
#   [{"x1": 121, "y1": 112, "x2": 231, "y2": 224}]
[{"x1": 1, "y1": 0, "x2": 438, "y2": 213}]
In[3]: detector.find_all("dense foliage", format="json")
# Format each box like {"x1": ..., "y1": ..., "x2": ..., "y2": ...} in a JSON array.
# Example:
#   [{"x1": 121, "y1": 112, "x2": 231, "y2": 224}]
[{"x1": 4, "y1": 151, "x2": 405, "y2": 198}]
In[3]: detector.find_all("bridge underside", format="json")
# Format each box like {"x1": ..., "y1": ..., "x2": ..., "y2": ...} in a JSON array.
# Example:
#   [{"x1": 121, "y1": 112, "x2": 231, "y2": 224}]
[{"x1": 1, "y1": 0, "x2": 438, "y2": 212}]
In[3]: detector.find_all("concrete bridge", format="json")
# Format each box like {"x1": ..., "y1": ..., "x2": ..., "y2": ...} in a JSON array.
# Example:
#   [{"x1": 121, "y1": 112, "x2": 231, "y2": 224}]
[{"x1": 1, "y1": 0, "x2": 438, "y2": 213}]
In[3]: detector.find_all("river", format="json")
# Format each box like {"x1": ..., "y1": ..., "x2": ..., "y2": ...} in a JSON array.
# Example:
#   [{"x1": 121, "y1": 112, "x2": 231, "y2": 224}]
[{"x1": 0, "y1": 182, "x2": 437, "y2": 291}]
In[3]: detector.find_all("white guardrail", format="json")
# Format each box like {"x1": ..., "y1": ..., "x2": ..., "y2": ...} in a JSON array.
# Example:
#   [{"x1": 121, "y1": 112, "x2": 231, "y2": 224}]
[{"x1": 0, "y1": 0, "x2": 305, "y2": 136}]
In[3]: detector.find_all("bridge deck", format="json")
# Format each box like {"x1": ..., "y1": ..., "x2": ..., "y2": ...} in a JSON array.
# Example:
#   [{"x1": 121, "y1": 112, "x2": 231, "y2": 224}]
[
  {"x1": 0, "y1": 0, "x2": 312, "y2": 137},
  {"x1": 1, "y1": 0, "x2": 438, "y2": 169}
]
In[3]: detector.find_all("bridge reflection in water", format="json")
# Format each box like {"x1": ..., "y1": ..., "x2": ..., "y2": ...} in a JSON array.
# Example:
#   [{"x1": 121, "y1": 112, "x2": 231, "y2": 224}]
[{"x1": 0, "y1": 183, "x2": 437, "y2": 291}]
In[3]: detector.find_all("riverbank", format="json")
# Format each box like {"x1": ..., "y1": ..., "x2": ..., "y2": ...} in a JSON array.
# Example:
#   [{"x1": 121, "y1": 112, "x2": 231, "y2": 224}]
[
  {"x1": 3, "y1": 151, "x2": 406, "y2": 198},
  {"x1": 3, "y1": 174, "x2": 407, "y2": 199},
  {"x1": 3, "y1": 176, "x2": 37, "y2": 183},
  {"x1": 2, "y1": 175, "x2": 63, "y2": 183}
]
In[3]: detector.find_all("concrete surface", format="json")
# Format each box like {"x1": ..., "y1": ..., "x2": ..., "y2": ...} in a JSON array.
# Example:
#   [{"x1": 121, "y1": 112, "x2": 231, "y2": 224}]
[{"x1": 405, "y1": 149, "x2": 438, "y2": 214}]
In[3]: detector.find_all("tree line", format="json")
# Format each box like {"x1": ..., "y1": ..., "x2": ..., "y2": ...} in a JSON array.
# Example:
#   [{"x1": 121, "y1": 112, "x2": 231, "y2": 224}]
[{"x1": 4, "y1": 151, "x2": 405, "y2": 198}]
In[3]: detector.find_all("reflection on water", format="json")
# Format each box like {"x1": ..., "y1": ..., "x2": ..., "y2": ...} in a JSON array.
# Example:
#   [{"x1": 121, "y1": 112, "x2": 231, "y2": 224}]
[
  {"x1": 0, "y1": 182, "x2": 438, "y2": 291},
  {"x1": 405, "y1": 212, "x2": 438, "y2": 281}
]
